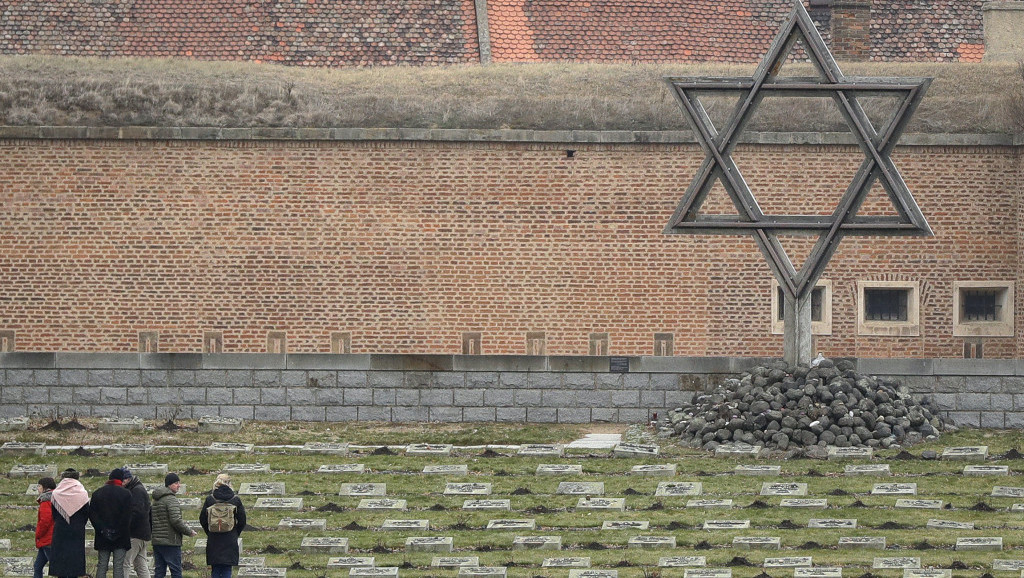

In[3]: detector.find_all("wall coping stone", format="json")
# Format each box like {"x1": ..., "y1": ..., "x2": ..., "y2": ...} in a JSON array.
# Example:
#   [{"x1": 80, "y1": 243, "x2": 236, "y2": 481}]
[
  {"x1": 2, "y1": 353, "x2": 1022, "y2": 374},
  {"x1": 0, "y1": 126, "x2": 1020, "y2": 146}
]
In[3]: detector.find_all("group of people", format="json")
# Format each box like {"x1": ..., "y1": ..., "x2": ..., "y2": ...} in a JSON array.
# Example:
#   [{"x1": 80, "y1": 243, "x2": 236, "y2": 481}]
[{"x1": 34, "y1": 468, "x2": 246, "y2": 578}]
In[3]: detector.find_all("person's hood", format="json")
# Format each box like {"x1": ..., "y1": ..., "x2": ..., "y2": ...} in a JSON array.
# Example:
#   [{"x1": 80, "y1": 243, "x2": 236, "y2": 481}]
[
  {"x1": 212, "y1": 485, "x2": 235, "y2": 501},
  {"x1": 124, "y1": 476, "x2": 143, "y2": 491},
  {"x1": 152, "y1": 486, "x2": 175, "y2": 501},
  {"x1": 37, "y1": 490, "x2": 52, "y2": 503}
]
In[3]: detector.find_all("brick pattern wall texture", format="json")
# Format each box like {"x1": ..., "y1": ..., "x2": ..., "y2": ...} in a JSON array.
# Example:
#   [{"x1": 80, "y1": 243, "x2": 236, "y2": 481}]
[
  {"x1": 0, "y1": 0, "x2": 985, "y2": 65},
  {"x1": 0, "y1": 139, "x2": 1019, "y2": 359}
]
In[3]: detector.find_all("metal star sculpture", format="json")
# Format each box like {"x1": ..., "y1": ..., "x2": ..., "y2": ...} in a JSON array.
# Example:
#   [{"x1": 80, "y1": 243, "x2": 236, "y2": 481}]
[{"x1": 664, "y1": 0, "x2": 932, "y2": 308}]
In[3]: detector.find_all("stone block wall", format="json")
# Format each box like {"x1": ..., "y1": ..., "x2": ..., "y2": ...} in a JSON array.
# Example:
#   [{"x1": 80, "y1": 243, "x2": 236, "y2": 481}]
[{"x1": 1, "y1": 354, "x2": 1022, "y2": 426}]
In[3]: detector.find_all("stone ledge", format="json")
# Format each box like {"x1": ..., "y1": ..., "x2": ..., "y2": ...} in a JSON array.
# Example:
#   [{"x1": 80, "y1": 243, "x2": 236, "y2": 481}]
[{"x1": 0, "y1": 126, "x2": 1018, "y2": 146}]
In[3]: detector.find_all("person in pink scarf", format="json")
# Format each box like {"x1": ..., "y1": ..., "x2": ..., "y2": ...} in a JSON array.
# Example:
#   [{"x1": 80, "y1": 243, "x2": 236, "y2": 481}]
[{"x1": 48, "y1": 469, "x2": 90, "y2": 578}]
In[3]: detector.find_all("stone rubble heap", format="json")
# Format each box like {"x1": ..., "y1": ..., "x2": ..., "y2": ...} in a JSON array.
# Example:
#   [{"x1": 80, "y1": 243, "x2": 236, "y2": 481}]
[{"x1": 661, "y1": 358, "x2": 952, "y2": 453}]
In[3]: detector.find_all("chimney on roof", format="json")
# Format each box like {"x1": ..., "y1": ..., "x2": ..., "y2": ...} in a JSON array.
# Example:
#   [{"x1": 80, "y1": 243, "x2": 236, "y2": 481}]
[
  {"x1": 830, "y1": 0, "x2": 872, "y2": 61},
  {"x1": 983, "y1": 2, "x2": 1024, "y2": 61}
]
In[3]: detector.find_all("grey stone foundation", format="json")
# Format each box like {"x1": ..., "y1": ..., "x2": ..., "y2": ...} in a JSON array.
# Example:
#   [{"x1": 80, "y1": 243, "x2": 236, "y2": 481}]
[{"x1": 0, "y1": 353, "x2": 1021, "y2": 425}]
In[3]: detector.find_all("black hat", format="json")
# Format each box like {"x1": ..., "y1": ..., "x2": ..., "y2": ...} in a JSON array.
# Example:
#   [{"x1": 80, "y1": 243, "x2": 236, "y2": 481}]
[
  {"x1": 121, "y1": 467, "x2": 133, "y2": 480},
  {"x1": 109, "y1": 468, "x2": 125, "y2": 480},
  {"x1": 165, "y1": 473, "x2": 181, "y2": 487},
  {"x1": 61, "y1": 468, "x2": 80, "y2": 480}
]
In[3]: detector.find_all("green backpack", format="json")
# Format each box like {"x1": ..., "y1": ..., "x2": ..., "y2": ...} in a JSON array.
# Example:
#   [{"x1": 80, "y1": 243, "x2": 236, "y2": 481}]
[{"x1": 207, "y1": 500, "x2": 236, "y2": 533}]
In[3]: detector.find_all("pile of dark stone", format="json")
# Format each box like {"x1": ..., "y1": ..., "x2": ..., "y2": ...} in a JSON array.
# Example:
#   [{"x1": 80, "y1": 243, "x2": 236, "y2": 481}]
[{"x1": 661, "y1": 358, "x2": 953, "y2": 453}]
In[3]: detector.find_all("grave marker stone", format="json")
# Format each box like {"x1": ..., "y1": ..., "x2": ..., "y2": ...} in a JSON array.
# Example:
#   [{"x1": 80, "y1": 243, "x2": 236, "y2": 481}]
[
  {"x1": 318, "y1": 464, "x2": 365, "y2": 474},
  {"x1": 279, "y1": 518, "x2": 327, "y2": 531},
  {"x1": 557, "y1": 482, "x2": 603, "y2": 495},
  {"x1": 602, "y1": 521, "x2": 650, "y2": 530},
  {"x1": 871, "y1": 483, "x2": 916, "y2": 495},
  {"x1": 123, "y1": 463, "x2": 168, "y2": 476},
  {"x1": 340, "y1": 483, "x2": 386, "y2": 496},
  {"x1": 358, "y1": 499, "x2": 407, "y2": 511},
  {"x1": 894, "y1": 499, "x2": 943, "y2": 509},
  {"x1": 569, "y1": 570, "x2": 618, "y2": 578},
  {"x1": 809, "y1": 519, "x2": 856, "y2": 529},
  {"x1": 687, "y1": 499, "x2": 733, "y2": 508},
  {"x1": 926, "y1": 519, "x2": 974, "y2": 530},
  {"x1": 536, "y1": 464, "x2": 583, "y2": 476},
  {"x1": 761, "y1": 483, "x2": 807, "y2": 496},
  {"x1": 544, "y1": 558, "x2": 591, "y2": 568},
  {"x1": 512, "y1": 536, "x2": 562, "y2": 550},
  {"x1": 25, "y1": 484, "x2": 39, "y2": 495},
  {"x1": 302, "y1": 442, "x2": 349, "y2": 455},
  {"x1": 0, "y1": 442, "x2": 45, "y2": 456},
  {"x1": 941, "y1": 446, "x2": 988, "y2": 461},
  {"x1": 0, "y1": 417, "x2": 29, "y2": 431},
  {"x1": 444, "y1": 483, "x2": 491, "y2": 496},
  {"x1": 838, "y1": 537, "x2": 886, "y2": 550},
  {"x1": 239, "y1": 482, "x2": 285, "y2": 496},
  {"x1": 432, "y1": 557, "x2": 480, "y2": 568},
  {"x1": 659, "y1": 557, "x2": 706, "y2": 568},
  {"x1": 780, "y1": 499, "x2": 827, "y2": 508},
  {"x1": 457, "y1": 567, "x2": 506, "y2": 578},
  {"x1": 486, "y1": 519, "x2": 536, "y2": 530},
  {"x1": 734, "y1": 465, "x2": 780, "y2": 476},
  {"x1": 992, "y1": 560, "x2": 1024, "y2": 571},
  {"x1": 715, "y1": 443, "x2": 761, "y2": 457},
  {"x1": 844, "y1": 465, "x2": 890, "y2": 476},
  {"x1": 631, "y1": 464, "x2": 676, "y2": 476},
  {"x1": 655, "y1": 482, "x2": 702, "y2": 497},
  {"x1": 763, "y1": 557, "x2": 812, "y2": 568},
  {"x1": 237, "y1": 568, "x2": 286, "y2": 578},
  {"x1": 684, "y1": 569, "x2": 731, "y2": 578},
  {"x1": 732, "y1": 537, "x2": 781, "y2": 550},
  {"x1": 9, "y1": 464, "x2": 57, "y2": 478},
  {"x1": 462, "y1": 499, "x2": 510, "y2": 511},
  {"x1": 794, "y1": 568, "x2": 842, "y2": 578},
  {"x1": 349, "y1": 568, "x2": 399, "y2": 578},
  {"x1": 423, "y1": 465, "x2": 468, "y2": 475},
  {"x1": 1012, "y1": 504, "x2": 1024, "y2": 512},
  {"x1": 702, "y1": 520, "x2": 750, "y2": 530},
  {"x1": 301, "y1": 537, "x2": 350, "y2": 554},
  {"x1": 965, "y1": 465, "x2": 1009, "y2": 476},
  {"x1": 0, "y1": 540, "x2": 9, "y2": 550},
  {"x1": 144, "y1": 483, "x2": 186, "y2": 495},
  {"x1": 198, "y1": 416, "x2": 243, "y2": 434},
  {"x1": 223, "y1": 464, "x2": 271, "y2": 475},
  {"x1": 956, "y1": 537, "x2": 1002, "y2": 551},
  {"x1": 381, "y1": 520, "x2": 430, "y2": 531},
  {"x1": 518, "y1": 444, "x2": 563, "y2": 457},
  {"x1": 405, "y1": 537, "x2": 453, "y2": 553},
  {"x1": 178, "y1": 498, "x2": 201, "y2": 510},
  {"x1": 903, "y1": 570, "x2": 951, "y2": 578},
  {"x1": 238, "y1": 557, "x2": 267, "y2": 568},
  {"x1": 0, "y1": 558, "x2": 34, "y2": 577},
  {"x1": 406, "y1": 443, "x2": 453, "y2": 456},
  {"x1": 576, "y1": 497, "x2": 625, "y2": 511},
  {"x1": 993, "y1": 486, "x2": 1024, "y2": 498},
  {"x1": 627, "y1": 536, "x2": 676, "y2": 549},
  {"x1": 253, "y1": 498, "x2": 302, "y2": 510},
  {"x1": 208, "y1": 442, "x2": 253, "y2": 453},
  {"x1": 107, "y1": 443, "x2": 155, "y2": 455},
  {"x1": 97, "y1": 417, "x2": 144, "y2": 433},
  {"x1": 873, "y1": 558, "x2": 920, "y2": 570},
  {"x1": 828, "y1": 446, "x2": 872, "y2": 460},
  {"x1": 612, "y1": 443, "x2": 659, "y2": 457}
]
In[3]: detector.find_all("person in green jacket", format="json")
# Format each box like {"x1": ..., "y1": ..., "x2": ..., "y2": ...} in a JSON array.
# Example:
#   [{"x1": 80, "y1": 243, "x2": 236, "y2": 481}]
[{"x1": 149, "y1": 474, "x2": 195, "y2": 578}]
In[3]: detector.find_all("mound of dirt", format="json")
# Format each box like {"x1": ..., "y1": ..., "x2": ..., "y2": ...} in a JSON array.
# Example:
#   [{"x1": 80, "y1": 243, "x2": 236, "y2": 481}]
[
  {"x1": 510, "y1": 488, "x2": 532, "y2": 495},
  {"x1": 70, "y1": 447, "x2": 93, "y2": 457},
  {"x1": 318, "y1": 503, "x2": 343, "y2": 513},
  {"x1": 342, "y1": 521, "x2": 365, "y2": 530}
]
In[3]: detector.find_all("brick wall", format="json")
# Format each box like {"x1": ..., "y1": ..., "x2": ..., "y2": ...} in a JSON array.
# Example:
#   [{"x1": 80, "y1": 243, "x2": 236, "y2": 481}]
[{"x1": 0, "y1": 134, "x2": 1019, "y2": 358}]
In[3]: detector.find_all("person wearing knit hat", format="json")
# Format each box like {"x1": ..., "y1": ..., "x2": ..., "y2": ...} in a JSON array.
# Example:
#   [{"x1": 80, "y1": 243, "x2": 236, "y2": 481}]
[
  {"x1": 89, "y1": 467, "x2": 132, "y2": 578},
  {"x1": 151, "y1": 472, "x2": 194, "y2": 578},
  {"x1": 122, "y1": 467, "x2": 152, "y2": 578},
  {"x1": 200, "y1": 473, "x2": 246, "y2": 578}
]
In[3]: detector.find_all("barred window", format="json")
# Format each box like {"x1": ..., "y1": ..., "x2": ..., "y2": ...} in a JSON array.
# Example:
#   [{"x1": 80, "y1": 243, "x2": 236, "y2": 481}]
[
  {"x1": 776, "y1": 286, "x2": 825, "y2": 322},
  {"x1": 961, "y1": 289, "x2": 1001, "y2": 322},
  {"x1": 864, "y1": 288, "x2": 909, "y2": 321}
]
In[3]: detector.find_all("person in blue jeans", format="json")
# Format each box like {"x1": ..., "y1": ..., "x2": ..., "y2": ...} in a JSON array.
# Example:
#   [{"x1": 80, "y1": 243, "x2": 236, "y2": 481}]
[
  {"x1": 150, "y1": 473, "x2": 195, "y2": 578},
  {"x1": 33, "y1": 477, "x2": 57, "y2": 578},
  {"x1": 199, "y1": 474, "x2": 246, "y2": 578}
]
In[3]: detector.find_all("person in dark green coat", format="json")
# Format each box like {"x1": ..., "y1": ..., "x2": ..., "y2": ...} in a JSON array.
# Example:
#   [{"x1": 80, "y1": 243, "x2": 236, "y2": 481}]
[{"x1": 150, "y1": 473, "x2": 195, "y2": 578}]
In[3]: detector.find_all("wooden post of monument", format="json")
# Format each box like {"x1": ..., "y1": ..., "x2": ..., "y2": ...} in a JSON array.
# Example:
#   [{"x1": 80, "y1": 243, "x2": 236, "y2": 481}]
[{"x1": 783, "y1": 291, "x2": 813, "y2": 366}]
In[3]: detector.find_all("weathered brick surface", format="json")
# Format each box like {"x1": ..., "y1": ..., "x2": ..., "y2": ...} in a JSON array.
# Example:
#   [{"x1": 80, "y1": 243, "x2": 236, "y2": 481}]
[{"x1": 0, "y1": 139, "x2": 1019, "y2": 359}]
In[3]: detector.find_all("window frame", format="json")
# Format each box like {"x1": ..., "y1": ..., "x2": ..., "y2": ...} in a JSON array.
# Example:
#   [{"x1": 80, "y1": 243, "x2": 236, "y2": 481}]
[
  {"x1": 952, "y1": 281, "x2": 1014, "y2": 337},
  {"x1": 770, "y1": 279, "x2": 833, "y2": 336},
  {"x1": 856, "y1": 280, "x2": 920, "y2": 337}
]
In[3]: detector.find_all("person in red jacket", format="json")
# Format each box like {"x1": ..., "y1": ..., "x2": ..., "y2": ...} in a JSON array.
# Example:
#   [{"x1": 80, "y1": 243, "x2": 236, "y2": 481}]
[{"x1": 34, "y1": 477, "x2": 57, "y2": 578}]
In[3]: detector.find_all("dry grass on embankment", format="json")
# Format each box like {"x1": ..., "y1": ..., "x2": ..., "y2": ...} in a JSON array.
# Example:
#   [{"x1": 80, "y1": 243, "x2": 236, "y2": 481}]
[{"x1": 1, "y1": 56, "x2": 1023, "y2": 133}]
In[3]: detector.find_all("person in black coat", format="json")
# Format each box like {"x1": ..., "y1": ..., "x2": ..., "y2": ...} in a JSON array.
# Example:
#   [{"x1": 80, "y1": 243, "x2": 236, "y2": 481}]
[
  {"x1": 122, "y1": 470, "x2": 153, "y2": 578},
  {"x1": 89, "y1": 468, "x2": 133, "y2": 578},
  {"x1": 199, "y1": 474, "x2": 246, "y2": 578},
  {"x1": 49, "y1": 469, "x2": 90, "y2": 578}
]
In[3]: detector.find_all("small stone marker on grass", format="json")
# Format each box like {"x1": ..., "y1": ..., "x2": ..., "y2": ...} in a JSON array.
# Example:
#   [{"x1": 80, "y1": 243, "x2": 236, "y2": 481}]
[
  {"x1": 350, "y1": 568, "x2": 399, "y2": 578},
  {"x1": 98, "y1": 417, "x2": 144, "y2": 433},
  {"x1": 839, "y1": 537, "x2": 886, "y2": 550},
  {"x1": 518, "y1": 444, "x2": 563, "y2": 457},
  {"x1": 405, "y1": 537, "x2": 453, "y2": 553},
  {"x1": 557, "y1": 482, "x2": 603, "y2": 495},
  {"x1": 208, "y1": 442, "x2": 253, "y2": 454},
  {"x1": 809, "y1": 519, "x2": 856, "y2": 529},
  {"x1": 0, "y1": 540, "x2": 9, "y2": 550},
  {"x1": 780, "y1": 499, "x2": 827, "y2": 508},
  {"x1": 612, "y1": 443, "x2": 659, "y2": 457},
  {"x1": 763, "y1": 557, "x2": 812, "y2": 568},
  {"x1": 655, "y1": 482, "x2": 702, "y2": 496},
  {"x1": 991, "y1": 560, "x2": 1024, "y2": 571},
  {"x1": 340, "y1": 483, "x2": 386, "y2": 496},
  {"x1": 761, "y1": 483, "x2": 807, "y2": 496},
  {"x1": 223, "y1": 463, "x2": 271, "y2": 475},
  {"x1": 873, "y1": 558, "x2": 920, "y2": 570},
  {"x1": 302, "y1": 442, "x2": 349, "y2": 455},
  {"x1": 602, "y1": 521, "x2": 649, "y2": 530},
  {"x1": 993, "y1": 486, "x2": 1024, "y2": 498},
  {"x1": 844, "y1": 464, "x2": 890, "y2": 476},
  {"x1": 715, "y1": 443, "x2": 761, "y2": 457},
  {"x1": 178, "y1": 498, "x2": 201, "y2": 509},
  {"x1": 444, "y1": 483, "x2": 491, "y2": 495},
  {"x1": 432, "y1": 557, "x2": 480, "y2": 568},
  {"x1": 926, "y1": 519, "x2": 974, "y2": 530},
  {"x1": 569, "y1": 570, "x2": 618, "y2": 578},
  {"x1": 238, "y1": 557, "x2": 267, "y2": 567},
  {"x1": 794, "y1": 568, "x2": 842, "y2": 578},
  {"x1": 1, "y1": 442, "x2": 46, "y2": 456},
  {"x1": 871, "y1": 483, "x2": 916, "y2": 495},
  {"x1": 423, "y1": 465, "x2": 468, "y2": 475},
  {"x1": 318, "y1": 464, "x2": 365, "y2": 474},
  {"x1": 236, "y1": 568, "x2": 286, "y2": 578},
  {"x1": 198, "y1": 416, "x2": 243, "y2": 434},
  {"x1": 659, "y1": 557, "x2": 706, "y2": 568},
  {"x1": 301, "y1": 537, "x2": 350, "y2": 554},
  {"x1": 457, "y1": 567, "x2": 506, "y2": 578},
  {"x1": 0, "y1": 558, "x2": 35, "y2": 577},
  {"x1": 687, "y1": 499, "x2": 733, "y2": 508},
  {"x1": 279, "y1": 518, "x2": 327, "y2": 530},
  {"x1": 956, "y1": 537, "x2": 1002, "y2": 551},
  {"x1": 684, "y1": 569, "x2": 731, "y2": 578},
  {"x1": 124, "y1": 463, "x2": 168, "y2": 476},
  {"x1": 358, "y1": 499, "x2": 407, "y2": 511},
  {"x1": 9, "y1": 464, "x2": 57, "y2": 478},
  {"x1": 703, "y1": 520, "x2": 750, "y2": 530},
  {"x1": 25, "y1": 484, "x2": 40, "y2": 495},
  {"x1": 407, "y1": 443, "x2": 453, "y2": 456},
  {"x1": 512, "y1": 536, "x2": 561, "y2": 550},
  {"x1": 631, "y1": 464, "x2": 676, "y2": 476},
  {"x1": 0, "y1": 417, "x2": 29, "y2": 431},
  {"x1": 576, "y1": 497, "x2": 625, "y2": 511},
  {"x1": 735, "y1": 465, "x2": 780, "y2": 476},
  {"x1": 536, "y1": 464, "x2": 583, "y2": 476},
  {"x1": 253, "y1": 497, "x2": 302, "y2": 510},
  {"x1": 382, "y1": 519, "x2": 430, "y2": 531},
  {"x1": 828, "y1": 446, "x2": 872, "y2": 460},
  {"x1": 964, "y1": 465, "x2": 1009, "y2": 476},
  {"x1": 462, "y1": 499, "x2": 510, "y2": 511},
  {"x1": 732, "y1": 537, "x2": 781, "y2": 550},
  {"x1": 903, "y1": 570, "x2": 951, "y2": 578},
  {"x1": 627, "y1": 535, "x2": 676, "y2": 549},
  {"x1": 486, "y1": 519, "x2": 536, "y2": 530},
  {"x1": 107, "y1": 443, "x2": 155, "y2": 455},
  {"x1": 328, "y1": 557, "x2": 374, "y2": 569},
  {"x1": 941, "y1": 446, "x2": 988, "y2": 461},
  {"x1": 239, "y1": 482, "x2": 285, "y2": 496},
  {"x1": 544, "y1": 558, "x2": 591, "y2": 568},
  {"x1": 895, "y1": 499, "x2": 943, "y2": 509},
  {"x1": 144, "y1": 483, "x2": 186, "y2": 495}
]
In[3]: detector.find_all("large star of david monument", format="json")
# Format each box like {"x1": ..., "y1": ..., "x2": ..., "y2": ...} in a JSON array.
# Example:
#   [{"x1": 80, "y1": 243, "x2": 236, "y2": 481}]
[{"x1": 663, "y1": 0, "x2": 932, "y2": 365}]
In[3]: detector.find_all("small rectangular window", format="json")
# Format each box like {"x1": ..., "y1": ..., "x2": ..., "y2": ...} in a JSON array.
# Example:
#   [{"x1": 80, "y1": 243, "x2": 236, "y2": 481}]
[
  {"x1": 777, "y1": 286, "x2": 825, "y2": 322},
  {"x1": 267, "y1": 331, "x2": 287, "y2": 354},
  {"x1": 331, "y1": 332, "x2": 352, "y2": 354},
  {"x1": 653, "y1": 333, "x2": 674, "y2": 356},
  {"x1": 961, "y1": 288, "x2": 1001, "y2": 321},
  {"x1": 771, "y1": 280, "x2": 832, "y2": 335},
  {"x1": 856, "y1": 280, "x2": 920, "y2": 336},
  {"x1": 462, "y1": 332, "x2": 482, "y2": 355},
  {"x1": 139, "y1": 331, "x2": 159, "y2": 353},
  {"x1": 526, "y1": 332, "x2": 546, "y2": 356},
  {"x1": 953, "y1": 281, "x2": 1014, "y2": 337},
  {"x1": 589, "y1": 333, "x2": 609, "y2": 356},
  {"x1": 0, "y1": 330, "x2": 14, "y2": 352},
  {"x1": 203, "y1": 331, "x2": 223, "y2": 354},
  {"x1": 864, "y1": 288, "x2": 909, "y2": 321}
]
